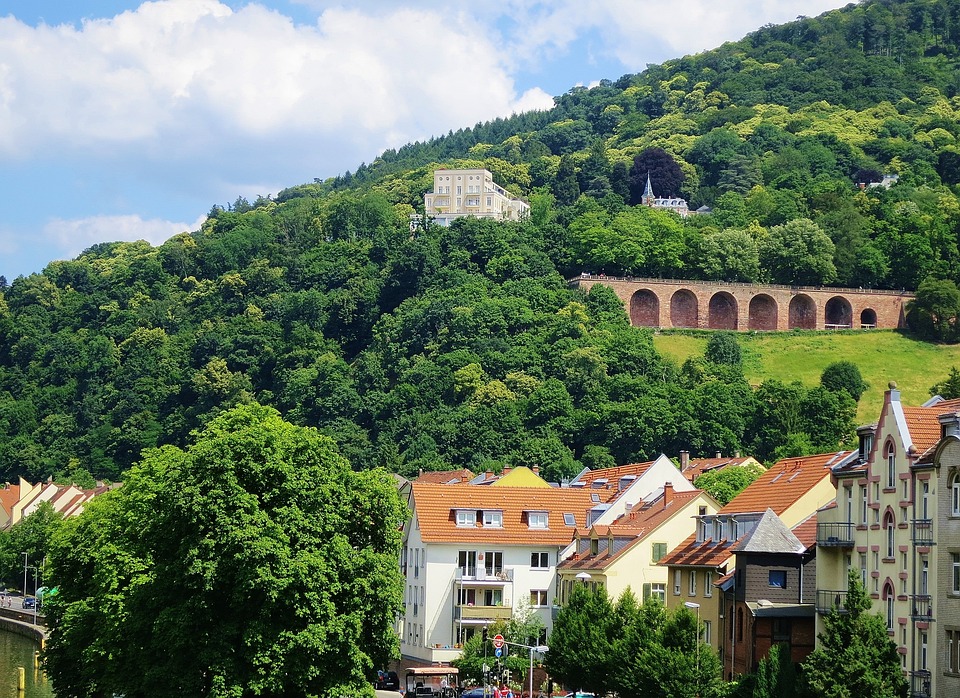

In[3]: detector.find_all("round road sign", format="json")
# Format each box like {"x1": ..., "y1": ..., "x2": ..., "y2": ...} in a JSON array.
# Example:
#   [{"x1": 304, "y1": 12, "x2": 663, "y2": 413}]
[{"x1": 493, "y1": 633, "x2": 505, "y2": 649}]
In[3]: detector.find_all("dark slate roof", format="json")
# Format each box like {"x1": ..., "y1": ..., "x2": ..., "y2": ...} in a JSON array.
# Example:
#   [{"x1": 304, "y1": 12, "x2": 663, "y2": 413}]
[{"x1": 733, "y1": 508, "x2": 805, "y2": 555}]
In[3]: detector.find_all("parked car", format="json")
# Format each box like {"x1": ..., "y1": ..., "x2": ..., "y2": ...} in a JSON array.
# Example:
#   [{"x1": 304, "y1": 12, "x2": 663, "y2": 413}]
[
  {"x1": 21, "y1": 596, "x2": 36, "y2": 609},
  {"x1": 461, "y1": 688, "x2": 487, "y2": 698},
  {"x1": 376, "y1": 671, "x2": 401, "y2": 691}
]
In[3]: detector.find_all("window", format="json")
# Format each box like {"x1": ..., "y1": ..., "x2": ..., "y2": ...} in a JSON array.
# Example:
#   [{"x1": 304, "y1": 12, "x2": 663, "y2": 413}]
[
  {"x1": 952, "y1": 553, "x2": 960, "y2": 593},
  {"x1": 772, "y1": 618, "x2": 791, "y2": 644},
  {"x1": 563, "y1": 513, "x2": 576, "y2": 526},
  {"x1": 884, "y1": 585, "x2": 894, "y2": 630},
  {"x1": 414, "y1": 548, "x2": 420, "y2": 578},
  {"x1": 885, "y1": 514, "x2": 895, "y2": 558},
  {"x1": 704, "y1": 570, "x2": 713, "y2": 597},
  {"x1": 860, "y1": 485, "x2": 868, "y2": 525},
  {"x1": 844, "y1": 486, "x2": 853, "y2": 522},
  {"x1": 484, "y1": 588, "x2": 503, "y2": 606},
  {"x1": 458, "y1": 588, "x2": 476, "y2": 606},
  {"x1": 953, "y1": 473, "x2": 960, "y2": 515},
  {"x1": 456, "y1": 510, "x2": 476, "y2": 527},
  {"x1": 703, "y1": 620, "x2": 712, "y2": 645},
  {"x1": 652, "y1": 542, "x2": 667, "y2": 563},
  {"x1": 530, "y1": 590, "x2": 548, "y2": 607},
  {"x1": 922, "y1": 481, "x2": 929, "y2": 519},
  {"x1": 948, "y1": 629, "x2": 960, "y2": 674},
  {"x1": 651, "y1": 583, "x2": 666, "y2": 601},
  {"x1": 483, "y1": 510, "x2": 503, "y2": 528},
  {"x1": 769, "y1": 570, "x2": 787, "y2": 588},
  {"x1": 689, "y1": 570, "x2": 698, "y2": 596},
  {"x1": 458, "y1": 550, "x2": 477, "y2": 577},
  {"x1": 886, "y1": 442, "x2": 896, "y2": 488},
  {"x1": 531, "y1": 552, "x2": 549, "y2": 569},
  {"x1": 674, "y1": 569, "x2": 681, "y2": 595},
  {"x1": 484, "y1": 551, "x2": 503, "y2": 576},
  {"x1": 920, "y1": 631, "x2": 928, "y2": 670},
  {"x1": 859, "y1": 553, "x2": 868, "y2": 586},
  {"x1": 901, "y1": 477, "x2": 909, "y2": 501},
  {"x1": 921, "y1": 556, "x2": 929, "y2": 595},
  {"x1": 528, "y1": 511, "x2": 548, "y2": 529}
]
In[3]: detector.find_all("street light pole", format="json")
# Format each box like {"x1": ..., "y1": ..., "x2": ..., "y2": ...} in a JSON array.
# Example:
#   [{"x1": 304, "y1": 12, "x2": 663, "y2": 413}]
[
  {"x1": 528, "y1": 645, "x2": 548, "y2": 698},
  {"x1": 21, "y1": 552, "x2": 27, "y2": 598}
]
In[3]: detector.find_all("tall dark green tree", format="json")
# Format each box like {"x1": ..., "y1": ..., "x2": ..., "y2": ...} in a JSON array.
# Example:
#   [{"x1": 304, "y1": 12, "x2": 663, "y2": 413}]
[{"x1": 801, "y1": 569, "x2": 907, "y2": 698}]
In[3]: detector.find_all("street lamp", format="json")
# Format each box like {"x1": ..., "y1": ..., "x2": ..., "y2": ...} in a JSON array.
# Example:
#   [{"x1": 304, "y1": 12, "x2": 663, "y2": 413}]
[
  {"x1": 529, "y1": 644, "x2": 548, "y2": 698},
  {"x1": 21, "y1": 552, "x2": 27, "y2": 598},
  {"x1": 684, "y1": 602, "x2": 701, "y2": 691}
]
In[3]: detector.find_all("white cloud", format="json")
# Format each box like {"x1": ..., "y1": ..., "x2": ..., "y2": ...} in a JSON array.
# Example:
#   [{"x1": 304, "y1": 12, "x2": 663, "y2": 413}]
[
  {"x1": 41, "y1": 213, "x2": 206, "y2": 261},
  {"x1": 0, "y1": 0, "x2": 553, "y2": 162}
]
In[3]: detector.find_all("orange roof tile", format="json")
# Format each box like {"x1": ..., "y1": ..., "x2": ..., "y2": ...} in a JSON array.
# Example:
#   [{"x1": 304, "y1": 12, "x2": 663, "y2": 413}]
[
  {"x1": 790, "y1": 513, "x2": 818, "y2": 550},
  {"x1": 573, "y1": 461, "x2": 654, "y2": 486},
  {"x1": 414, "y1": 469, "x2": 476, "y2": 485},
  {"x1": 721, "y1": 451, "x2": 853, "y2": 516},
  {"x1": 0, "y1": 483, "x2": 20, "y2": 518},
  {"x1": 412, "y1": 483, "x2": 603, "y2": 545},
  {"x1": 682, "y1": 456, "x2": 759, "y2": 482},
  {"x1": 559, "y1": 491, "x2": 705, "y2": 571},
  {"x1": 659, "y1": 532, "x2": 735, "y2": 569}
]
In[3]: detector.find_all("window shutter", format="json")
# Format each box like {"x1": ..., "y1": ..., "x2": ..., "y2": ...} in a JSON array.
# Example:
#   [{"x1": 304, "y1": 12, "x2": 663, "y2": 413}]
[{"x1": 642, "y1": 583, "x2": 652, "y2": 601}]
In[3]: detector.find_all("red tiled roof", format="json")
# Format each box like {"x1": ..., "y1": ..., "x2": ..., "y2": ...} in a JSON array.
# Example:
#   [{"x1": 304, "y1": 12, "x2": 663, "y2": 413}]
[
  {"x1": 0, "y1": 483, "x2": 20, "y2": 518},
  {"x1": 659, "y1": 532, "x2": 735, "y2": 569},
  {"x1": 414, "y1": 469, "x2": 475, "y2": 485},
  {"x1": 574, "y1": 461, "x2": 654, "y2": 486},
  {"x1": 412, "y1": 483, "x2": 604, "y2": 545},
  {"x1": 720, "y1": 451, "x2": 852, "y2": 516},
  {"x1": 559, "y1": 491, "x2": 705, "y2": 571},
  {"x1": 791, "y1": 513, "x2": 818, "y2": 549},
  {"x1": 682, "y1": 456, "x2": 759, "y2": 482}
]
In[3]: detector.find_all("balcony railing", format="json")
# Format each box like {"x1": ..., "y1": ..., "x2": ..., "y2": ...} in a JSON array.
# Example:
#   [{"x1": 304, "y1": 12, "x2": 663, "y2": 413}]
[
  {"x1": 911, "y1": 519, "x2": 935, "y2": 546},
  {"x1": 455, "y1": 605, "x2": 512, "y2": 620},
  {"x1": 456, "y1": 568, "x2": 514, "y2": 583},
  {"x1": 816, "y1": 522, "x2": 855, "y2": 547},
  {"x1": 816, "y1": 590, "x2": 850, "y2": 615},
  {"x1": 910, "y1": 594, "x2": 933, "y2": 621},
  {"x1": 910, "y1": 670, "x2": 931, "y2": 698}
]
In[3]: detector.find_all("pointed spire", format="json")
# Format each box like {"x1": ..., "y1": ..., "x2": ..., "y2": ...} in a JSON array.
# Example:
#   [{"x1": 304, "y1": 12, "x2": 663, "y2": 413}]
[{"x1": 643, "y1": 172, "x2": 654, "y2": 205}]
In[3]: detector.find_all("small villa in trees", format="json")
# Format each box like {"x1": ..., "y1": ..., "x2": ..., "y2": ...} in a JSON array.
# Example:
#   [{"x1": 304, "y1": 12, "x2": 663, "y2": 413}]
[{"x1": 417, "y1": 168, "x2": 529, "y2": 228}]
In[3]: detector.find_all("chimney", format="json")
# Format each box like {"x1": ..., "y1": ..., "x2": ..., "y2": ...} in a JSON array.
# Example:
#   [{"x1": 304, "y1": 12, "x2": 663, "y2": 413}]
[
  {"x1": 680, "y1": 451, "x2": 690, "y2": 470},
  {"x1": 485, "y1": 470, "x2": 494, "y2": 482},
  {"x1": 663, "y1": 482, "x2": 673, "y2": 508},
  {"x1": 735, "y1": 451, "x2": 741, "y2": 458},
  {"x1": 503, "y1": 467, "x2": 512, "y2": 476},
  {"x1": 715, "y1": 451, "x2": 721, "y2": 459}
]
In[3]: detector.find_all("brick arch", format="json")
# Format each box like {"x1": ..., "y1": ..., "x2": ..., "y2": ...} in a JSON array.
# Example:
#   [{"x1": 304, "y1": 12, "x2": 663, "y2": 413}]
[
  {"x1": 825, "y1": 296, "x2": 853, "y2": 328},
  {"x1": 630, "y1": 289, "x2": 660, "y2": 327},
  {"x1": 860, "y1": 308, "x2": 877, "y2": 328},
  {"x1": 670, "y1": 289, "x2": 699, "y2": 328},
  {"x1": 748, "y1": 294, "x2": 778, "y2": 330},
  {"x1": 788, "y1": 295, "x2": 817, "y2": 329},
  {"x1": 708, "y1": 292, "x2": 738, "y2": 329}
]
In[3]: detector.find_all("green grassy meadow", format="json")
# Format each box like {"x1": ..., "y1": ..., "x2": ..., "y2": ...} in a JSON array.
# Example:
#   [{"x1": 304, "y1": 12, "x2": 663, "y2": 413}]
[{"x1": 651, "y1": 330, "x2": 960, "y2": 424}]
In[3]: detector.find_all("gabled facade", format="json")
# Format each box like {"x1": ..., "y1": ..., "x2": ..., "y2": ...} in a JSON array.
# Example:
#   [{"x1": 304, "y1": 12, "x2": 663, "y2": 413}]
[
  {"x1": 815, "y1": 384, "x2": 960, "y2": 698},
  {"x1": 661, "y1": 450, "x2": 855, "y2": 661},
  {"x1": 679, "y1": 451, "x2": 763, "y2": 484},
  {"x1": 556, "y1": 485, "x2": 720, "y2": 607},
  {"x1": 0, "y1": 477, "x2": 114, "y2": 529}
]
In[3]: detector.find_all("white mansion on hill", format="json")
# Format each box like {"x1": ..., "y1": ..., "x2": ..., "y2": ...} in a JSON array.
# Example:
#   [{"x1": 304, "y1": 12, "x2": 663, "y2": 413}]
[{"x1": 416, "y1": 168, "x2": 530, "y2": 228}]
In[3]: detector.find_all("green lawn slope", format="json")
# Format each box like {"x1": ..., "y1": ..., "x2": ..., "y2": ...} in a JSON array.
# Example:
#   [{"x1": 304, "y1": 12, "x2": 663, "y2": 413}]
[{"x1": 652, "y1": 330, "x2": 960, "y2": 424}]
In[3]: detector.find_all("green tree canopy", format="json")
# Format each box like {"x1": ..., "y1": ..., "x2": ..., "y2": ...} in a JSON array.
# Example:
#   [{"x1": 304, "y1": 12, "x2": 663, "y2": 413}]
[
  {"x1": 820, "y1": 361, "x2": 869, "y2": 402},
  {"x1": 44, "y1": 403, "x2": 406, "y2": 698},
  {"x1": 800, "y1": 569, "x2": 908, "y2": 698},
  {"x1": 694, "y1": 462, "x2": 767, "y2": 506}
]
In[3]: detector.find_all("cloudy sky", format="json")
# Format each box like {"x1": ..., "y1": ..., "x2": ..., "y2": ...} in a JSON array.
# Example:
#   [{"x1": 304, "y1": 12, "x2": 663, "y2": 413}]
[{"x1": 0, "y1": 0, "x2": 844, "y2": 279}]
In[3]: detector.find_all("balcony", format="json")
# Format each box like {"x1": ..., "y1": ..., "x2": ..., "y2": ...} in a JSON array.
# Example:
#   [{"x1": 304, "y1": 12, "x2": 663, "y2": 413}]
[
  {"x1": 910, "y1": 594, "x2": 933, "y2": 621},
  {"x1": 455, "y1": 604, "x2": 512, "y2": 621},
  {"x1": 911, "y1": 519, "x2": 935, "y2": 546},
  {"x1": 456, "y1": 568, "x2": 514, "y2": 583},
  {"x1": 910, "y1": 670, "x2": 931, "y2": 698},
  {"x1": 816, "y1": 522, "x2": 855, "y2": 547},
  {"x1": 816, "y1": 590, "x2": 850, "y2": 615}
]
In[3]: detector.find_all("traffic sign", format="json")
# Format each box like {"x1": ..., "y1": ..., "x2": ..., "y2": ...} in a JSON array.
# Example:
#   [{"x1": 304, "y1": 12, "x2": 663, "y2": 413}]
[
  {"x1": 495, "y1": 648, "x2": 502, "y2": 658},
  {"x1": 493, "y1": 634, "x2": 505, "y2": 649}
]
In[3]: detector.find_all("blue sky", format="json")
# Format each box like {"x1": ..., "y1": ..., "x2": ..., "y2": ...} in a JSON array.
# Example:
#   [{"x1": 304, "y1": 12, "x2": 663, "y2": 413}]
[{"x1": 0, "y1": 0, "x2": 844, "y2": 279}]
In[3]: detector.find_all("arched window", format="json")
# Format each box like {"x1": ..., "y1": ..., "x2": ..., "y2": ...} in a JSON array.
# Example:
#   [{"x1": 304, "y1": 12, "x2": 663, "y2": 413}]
[
  {"x1": 952, "y1": 472, "x2": 960, "y2": 516},
  {"x1": 885, "y1": 513, "x2": 895, "y2": 558},
  {"x1": 883, "y1": 583, "x2": 895, "y2": 631},
  {"x1": 886, "y1": 442, "x2": 896, "y2": 488}
]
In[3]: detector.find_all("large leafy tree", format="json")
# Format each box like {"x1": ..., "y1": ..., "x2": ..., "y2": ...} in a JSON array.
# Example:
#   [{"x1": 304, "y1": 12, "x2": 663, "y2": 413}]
[
  {"x1": 545, "y1": 584, "x2": 616, "y2": 694},
  {"x1": 801, "y1": 569, "x2": 907, "y2": 698},
  {"x1": 628, "y1": 147, "x2": 685, "y2": 204},
  {"x1": 43, "y1": 404, "x2": 406, "y2": 698},
  {"x1": 759, "y1": 218, "x2": 837, "y2": 286}
]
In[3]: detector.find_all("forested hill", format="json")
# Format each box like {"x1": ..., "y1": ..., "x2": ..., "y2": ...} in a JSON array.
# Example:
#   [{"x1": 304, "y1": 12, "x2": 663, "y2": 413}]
[{"x1": 2, "y1": 0, "x2": 960, "y2": 483}]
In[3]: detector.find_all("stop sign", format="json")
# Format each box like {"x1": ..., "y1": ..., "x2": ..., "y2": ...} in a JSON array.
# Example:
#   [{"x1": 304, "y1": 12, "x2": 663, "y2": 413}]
[{"x1": 493, "y1": 634, "x2": 505, "y2": 649}]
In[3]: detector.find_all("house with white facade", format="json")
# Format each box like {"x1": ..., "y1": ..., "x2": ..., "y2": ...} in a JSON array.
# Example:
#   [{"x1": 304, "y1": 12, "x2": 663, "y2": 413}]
[{"x1": 415, "y1": 168, "x2": 529, "y2": 229}]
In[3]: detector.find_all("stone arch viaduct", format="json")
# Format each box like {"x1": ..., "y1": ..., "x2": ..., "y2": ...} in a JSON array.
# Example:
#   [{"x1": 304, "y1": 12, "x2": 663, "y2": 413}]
[{"x1": 575, "y1": 276, "x2": 912, "y2": 331}]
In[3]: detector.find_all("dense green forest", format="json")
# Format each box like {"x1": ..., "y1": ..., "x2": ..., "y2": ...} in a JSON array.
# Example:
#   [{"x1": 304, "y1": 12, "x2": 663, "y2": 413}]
[{"x1": 4, "y1": 0, "x2": 960, "y2": 482}]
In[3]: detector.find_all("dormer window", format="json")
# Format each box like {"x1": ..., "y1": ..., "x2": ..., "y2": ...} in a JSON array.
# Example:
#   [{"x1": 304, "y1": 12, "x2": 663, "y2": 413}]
[
  {"x1": 528, "y1": 511, "x2": 549, "y2": 529},
  {"x1": 483, "y1": 510, "x2": 503, "y2": 528},
  {"x1": 456, "y1": 510, "x2": 476, "y2": 527}
]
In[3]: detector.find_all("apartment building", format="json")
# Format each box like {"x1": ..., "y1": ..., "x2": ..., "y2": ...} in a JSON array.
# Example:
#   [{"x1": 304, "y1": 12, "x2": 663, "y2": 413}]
[
  {"x1": 815, "y1": 383, "x2": 960, "y2": 698},
  {"x1": 419, "y1": 169, "x2": 529, "y2": 228}
]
